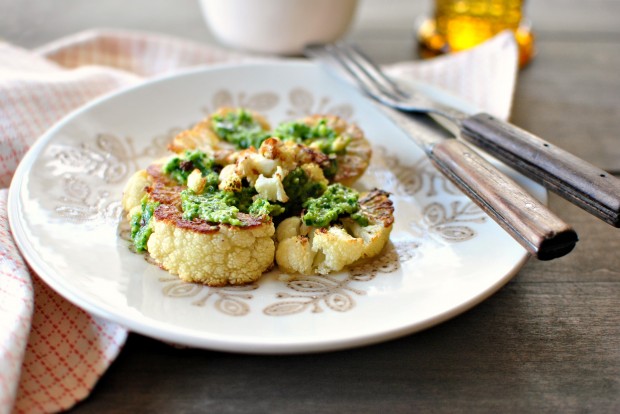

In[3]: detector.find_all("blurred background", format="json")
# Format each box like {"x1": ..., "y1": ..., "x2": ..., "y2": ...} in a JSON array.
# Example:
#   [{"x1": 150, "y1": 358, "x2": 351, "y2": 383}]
[
  {"x1": 1, "y1": 0, "x2": 618, "y2": 63},
  {"x1": 2, "y1": 0, "x2": 620, "y2": 168}
]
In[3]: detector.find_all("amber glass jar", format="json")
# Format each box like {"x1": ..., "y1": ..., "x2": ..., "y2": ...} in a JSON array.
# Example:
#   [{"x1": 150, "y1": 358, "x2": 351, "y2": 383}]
[{"x1": 418, "y1": 0, "x2": 534, "y2": 67}]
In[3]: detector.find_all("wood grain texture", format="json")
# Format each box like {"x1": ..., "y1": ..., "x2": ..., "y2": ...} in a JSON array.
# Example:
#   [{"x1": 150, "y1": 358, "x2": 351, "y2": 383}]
[
  {"x1": 461, "y1": 113, "x2": 620, "y2": 226},
  {"x1": 430, "y1": 138, "x2": 577, "y2": 259},
  {"x1": 2, "y1": 0, "x2": 619, "y2": 412}
]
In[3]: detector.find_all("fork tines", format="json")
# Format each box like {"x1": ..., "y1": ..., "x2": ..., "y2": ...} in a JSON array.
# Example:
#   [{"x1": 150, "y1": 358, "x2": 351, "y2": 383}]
[{"x1": 304, "y1": 43, "x2": 407, "y2": 106}]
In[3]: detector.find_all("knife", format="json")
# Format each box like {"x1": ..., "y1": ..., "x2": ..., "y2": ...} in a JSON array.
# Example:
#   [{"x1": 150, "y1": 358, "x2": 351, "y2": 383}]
[
  {"x1": 417, "y1": 96, "x2": 620, "y2": 228},
  {"x1": 374, "y1": 105, "x2": 578, "y2": 260},
  {"x1": 460, "y1": 113, "x2": 620, "y2": 227}
]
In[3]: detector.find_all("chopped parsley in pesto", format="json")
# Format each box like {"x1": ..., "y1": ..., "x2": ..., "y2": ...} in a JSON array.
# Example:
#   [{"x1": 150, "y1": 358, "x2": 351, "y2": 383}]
[
  {"x1": 302, "y1": 184, "x2": 368, "y2": 228},
  {"x1": 130, "y1": 196, "x2": 160, "y2": 252},
  {"x1": 274, "y1": 119, "x2": 350, "y2": 154},
  {"x1": 163, "y1": 149, "x2": 219, "y2": 186},
  {"x1": 180, "y1": 166, "x2": 328, "y2": 226},
  {"x1": 281, "y1": 167, "x2": 328, "y2": 216},
  {"x1": 211, "y1": 108, "x2": 271, "y2": 149},
  {"x1": 248, "y1": 198, "x2": 286, "y2": 217},
  {"x1": 181, "y1": 190, "x2": 245, "y2": 226},
  {"x1": 181, "y1": 187, "x2": 284, "y2": 226}
]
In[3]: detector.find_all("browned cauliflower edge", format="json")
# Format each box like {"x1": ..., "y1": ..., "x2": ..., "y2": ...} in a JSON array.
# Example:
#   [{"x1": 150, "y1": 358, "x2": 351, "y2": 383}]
[{"x1": 301, "y1": 114, "x2": 372, "y2": 186}]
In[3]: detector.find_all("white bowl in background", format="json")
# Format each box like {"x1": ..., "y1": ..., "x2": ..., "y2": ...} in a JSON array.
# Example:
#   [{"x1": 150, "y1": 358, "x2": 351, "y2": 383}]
[{"x1": 199, "y1": 0, "x2": 359, "y2": 55}]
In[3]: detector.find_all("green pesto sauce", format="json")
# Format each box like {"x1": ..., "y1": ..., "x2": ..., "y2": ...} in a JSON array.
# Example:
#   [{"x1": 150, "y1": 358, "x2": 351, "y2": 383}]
[
  {"x1": 302, "y1": 183, "x2": 368, "y2": 228},
  {"x1": 181, "y1": 190, "x2": 245, "y2": 226},
  {"x1": 281, "y1": 167, "x2": 328, "y2": 216},
  {"x1": 181, "y1": 186, "x2": 284, "y2": 226},
  {"x1": 211, "y1": 108, "x2": 271, "y2": 149},
  {"x1": 321, "y1": 158, "x2": 339, "y2": 180},
  {"x1": 248, "y1": 198, "x2": 286, "y2": 217},
  {"x1": 162, "y1": 149, "x2": 219, "y2": 186},
  {"x1": 274, "y1": 119, "x2": 350, "y2": 155},
  {"x1": 180, "y1": 167, "x2": 328, "y2": 226},
  {"x1": 130, "y1": 197, "x2": 159, "y2": 252}
]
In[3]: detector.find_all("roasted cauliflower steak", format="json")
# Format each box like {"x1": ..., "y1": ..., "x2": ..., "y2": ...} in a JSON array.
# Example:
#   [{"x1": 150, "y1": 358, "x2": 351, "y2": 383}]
[
  {"x1": 122, "y1": 163, "x2": 275, "y2": 286},
  {"x1": 122, "y1": 107, "x2": 394, "y2": 286}
]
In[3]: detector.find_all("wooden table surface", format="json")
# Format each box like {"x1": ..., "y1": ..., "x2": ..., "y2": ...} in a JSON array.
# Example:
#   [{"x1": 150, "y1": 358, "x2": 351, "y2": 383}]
[{"x1": 2, "y1": 0, "x2": 619, "y2": 412}]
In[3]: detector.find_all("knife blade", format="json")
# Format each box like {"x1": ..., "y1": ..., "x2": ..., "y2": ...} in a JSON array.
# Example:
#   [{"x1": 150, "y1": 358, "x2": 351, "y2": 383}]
[{"x1": 379, "y1": 105, "x2": 578, "y2": 260}]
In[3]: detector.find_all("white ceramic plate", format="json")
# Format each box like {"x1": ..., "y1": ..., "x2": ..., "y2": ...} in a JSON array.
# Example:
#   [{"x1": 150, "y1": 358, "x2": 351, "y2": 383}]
[{"x1": 8, "y1": 62, "x2": 544, "y2": 354}]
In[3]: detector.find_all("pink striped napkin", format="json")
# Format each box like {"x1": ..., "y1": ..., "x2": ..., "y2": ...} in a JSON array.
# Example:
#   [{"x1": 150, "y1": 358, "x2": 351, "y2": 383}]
[{"x1": 0, "y1": 29, "x2": 518, "y2": 413}]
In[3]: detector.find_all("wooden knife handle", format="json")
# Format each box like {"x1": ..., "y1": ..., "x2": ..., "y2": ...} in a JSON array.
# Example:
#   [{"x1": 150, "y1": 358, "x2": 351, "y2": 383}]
[
  {"x1": 430, "y1": 139, "x2": 578, "y2": 260},
  {"x1": 461, "y1": 113, "x2": 620, "y2": 227}
]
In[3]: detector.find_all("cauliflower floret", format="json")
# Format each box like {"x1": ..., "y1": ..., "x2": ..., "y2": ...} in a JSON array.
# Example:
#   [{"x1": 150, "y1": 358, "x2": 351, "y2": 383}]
[
  {"x1": 230, "y1": 138, "x2": 329, "y2": 202},
  {"x1": 275, "y1": 217, "x2": 363, "y2": 275},
  {"x1": 310, "y1": 226, "x2": 365, "y2": 274},
  {"x1": 147, "y1": 214, "x2": 276, "y2": 286},
  {"x1": 343, "y1": 221, "x2": 391, "y2": 259},
  {"x1": 235, "y1": 148, "x2": 278, "y2": 185},
  {"x1": 300, "y1": 163, "x2": 327, "y2": 184},
  {"x1": 233, "y1": 138, "x2": 328, "y2": 184},
  {"x1": 218, "y1": 164, "x2": 243, "y2": 192},
  {"x1": 122, "y1": 169, "x2": 152, "y2": 215},
  {"x1": 259, "y1": 138, "x2": 300, "y2": 173},
  {"x1": 187, "y1": 169, "x2": 207, "y2": 194},
  {"x1": 275, "y1": 215, "x2": 302, "y2": 241},
  {"x1": 259, "y1": 138, "x2": 332, "y2": 174},
  {"x1": 275, "y1": 217, "x2": 317, "y2": 274},
  {"x1": 254, "y1": 166, "x2": 288, "y2": 202},
  {"x1": 275, "y1": 189, "x2": 394, "y2": 275}
]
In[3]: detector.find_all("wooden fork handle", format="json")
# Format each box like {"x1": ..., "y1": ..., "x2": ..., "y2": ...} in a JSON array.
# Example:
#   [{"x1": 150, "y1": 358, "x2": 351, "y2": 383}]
[
  {"x1": 461, "y1": 113, "x2": 620, "y2": 227},
  {"x1": 430, "y1": 139, "x2": 578, "y2": 260}
]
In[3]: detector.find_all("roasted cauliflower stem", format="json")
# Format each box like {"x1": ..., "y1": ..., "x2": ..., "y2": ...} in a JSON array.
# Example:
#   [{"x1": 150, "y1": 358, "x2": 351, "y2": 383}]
[
  {"x1": 275, "y1": 188, "x2": 394, "y2": 275},
  {"x1": 122, "y1": 107, "x2": 394, "y2": 285}
]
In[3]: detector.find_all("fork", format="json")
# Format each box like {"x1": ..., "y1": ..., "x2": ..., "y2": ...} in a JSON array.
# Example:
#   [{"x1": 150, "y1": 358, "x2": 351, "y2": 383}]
[
  {"x1": 305, "y1": 43, "x2": 620, "y2": 228},
  {"x1": 305, "y1": 43, "x2": 465, "y2": 122}
]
